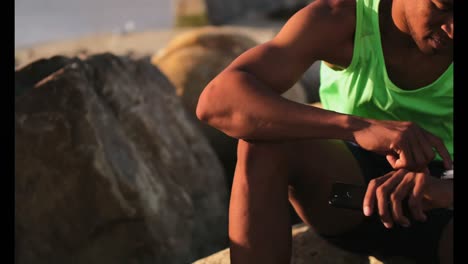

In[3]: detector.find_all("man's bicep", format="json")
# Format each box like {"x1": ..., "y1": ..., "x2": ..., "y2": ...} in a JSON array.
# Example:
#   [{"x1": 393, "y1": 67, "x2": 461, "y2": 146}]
[
  {"x1": 227, "y1": 0, "x2": 355, "y2": 94},
  {"x1": 227, "y1": 42, "x2": 316, "y2": 95}
]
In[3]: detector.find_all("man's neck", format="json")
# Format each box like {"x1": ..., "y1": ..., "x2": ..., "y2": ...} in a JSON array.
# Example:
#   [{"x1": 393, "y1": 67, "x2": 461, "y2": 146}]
[{"x1": 379, "y1": 0, "x2": 418, "y2": 52}]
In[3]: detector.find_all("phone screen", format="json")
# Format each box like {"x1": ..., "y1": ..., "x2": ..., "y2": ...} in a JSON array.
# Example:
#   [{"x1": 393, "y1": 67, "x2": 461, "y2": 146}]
[{"x1": 328, "y1": 182, "x2": 366, "y2": 210}]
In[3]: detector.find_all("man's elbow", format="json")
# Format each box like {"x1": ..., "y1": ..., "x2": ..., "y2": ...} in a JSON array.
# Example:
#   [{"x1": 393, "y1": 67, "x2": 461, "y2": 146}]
[
  {"x1": 195, "y1": 73, "x2": 249, "y2": 139},
  {"x1": 195, "y1": 99, "x2": 210, "y2": 124},
  {"x1": 196, "y1": 81, "x2": 217, "y2": 124}
]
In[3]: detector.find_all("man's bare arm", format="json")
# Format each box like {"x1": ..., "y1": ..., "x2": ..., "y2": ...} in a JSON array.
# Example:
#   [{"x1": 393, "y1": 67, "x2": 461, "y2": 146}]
[
  {"x1": 196, "y1": 0, "x2": 357, "y2": 141},
  {"x1": 196, "y1": 0, "x2": 452, "y2": 170}
]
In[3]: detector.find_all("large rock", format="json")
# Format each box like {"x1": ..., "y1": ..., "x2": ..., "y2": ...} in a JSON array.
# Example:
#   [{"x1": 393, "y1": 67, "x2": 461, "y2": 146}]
[
  {"x1": 152, "y1": 26, "x2": 307, "y2": 186},
  {"x1": 15, "y1": 55, "x2": 79, "y2": 97},
  {"x1": 15, "y1": 53, "x2": 228, "y2": 264}
]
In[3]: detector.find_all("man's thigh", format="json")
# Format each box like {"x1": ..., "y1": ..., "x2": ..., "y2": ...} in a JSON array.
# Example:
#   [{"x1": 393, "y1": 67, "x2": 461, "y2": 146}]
[{"x1": 284, "y1": 139, "x2": 367, "y2": 235}]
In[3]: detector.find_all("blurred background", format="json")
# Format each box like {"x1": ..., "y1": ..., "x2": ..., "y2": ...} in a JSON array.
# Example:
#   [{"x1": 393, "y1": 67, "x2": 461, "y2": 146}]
[
  {"x1": 15, "y1": 0, "x2": 173, "y2": 49},
  {"x1": 15, "y1": 0, "x2": 318, "y2": 46}
]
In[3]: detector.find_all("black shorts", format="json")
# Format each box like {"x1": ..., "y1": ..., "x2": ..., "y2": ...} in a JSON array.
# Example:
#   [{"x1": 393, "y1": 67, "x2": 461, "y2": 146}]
[{"x1": 321, "y1": 142, "x2": 453, "y2": 264}]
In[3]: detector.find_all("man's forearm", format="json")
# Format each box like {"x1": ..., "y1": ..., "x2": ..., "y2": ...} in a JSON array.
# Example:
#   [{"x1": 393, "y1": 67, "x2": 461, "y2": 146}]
[{"x1": 197, "y1": 69, "x2": 358, "y2": 142}]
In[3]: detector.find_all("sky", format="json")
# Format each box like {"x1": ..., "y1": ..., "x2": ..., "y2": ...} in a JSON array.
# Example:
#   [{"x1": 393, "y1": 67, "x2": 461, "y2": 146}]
[{"x1": 15, "y1": 0, "x2": 174, "y2": 48}]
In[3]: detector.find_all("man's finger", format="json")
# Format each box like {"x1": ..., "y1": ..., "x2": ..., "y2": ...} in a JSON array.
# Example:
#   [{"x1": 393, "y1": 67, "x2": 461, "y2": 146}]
[
  {"x1": 409, "y1": 171, "x2": 427, "y2": 222},
  {"x1": 416, "y1": 128, "x2": 436, "y2": 165},
  {"x1": 363, "y1": 173, "x2": 391, "y2": 216},
  {"x1": 427, "y1": 133, "x2": 452, "y2": 170},
  {"x1": 376, "y1": 171, "x2": 405, "y2": 228},
  {"x1": 391, "y1": 176, "x2": 413, "y2": 227}
]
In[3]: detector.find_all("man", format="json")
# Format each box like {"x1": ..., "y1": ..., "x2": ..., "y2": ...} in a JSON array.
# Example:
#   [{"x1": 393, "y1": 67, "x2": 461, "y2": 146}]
[{"x1": 196, "y1": 0, "x2": 453, "y2": 263}]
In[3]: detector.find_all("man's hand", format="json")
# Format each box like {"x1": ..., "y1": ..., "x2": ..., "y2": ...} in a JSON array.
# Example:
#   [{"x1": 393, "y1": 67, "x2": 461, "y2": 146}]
[
  {"x1": 353, "y1": 119, "x2": 452, "y2": 171},
  {"x1": 362, "y1": 168, "x2": 453, "y2": 229},
  {"x1": 362, "y1": 169, "x2": 427, "y2": 228}
]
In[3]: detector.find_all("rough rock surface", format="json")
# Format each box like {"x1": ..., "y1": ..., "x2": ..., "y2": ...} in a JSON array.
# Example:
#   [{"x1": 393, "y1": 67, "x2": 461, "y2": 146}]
[{"x1": 15, "y1": 53, "x2": 229, "y2": 264}]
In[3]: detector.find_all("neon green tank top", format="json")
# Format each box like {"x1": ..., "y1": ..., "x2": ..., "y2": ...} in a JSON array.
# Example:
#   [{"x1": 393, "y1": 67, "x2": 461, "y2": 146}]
[{"x1": 318, "y1": 0, "x2": 453, "y2": 161}]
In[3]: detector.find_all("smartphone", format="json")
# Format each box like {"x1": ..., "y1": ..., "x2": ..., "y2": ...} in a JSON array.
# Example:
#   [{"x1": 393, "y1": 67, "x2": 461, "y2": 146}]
[
  {"x1": 328, "y1": 182, "x2": 366, "y2": 211},
  {"x1": 329, "y1": 182, "x2": 414, "y2": 218}
]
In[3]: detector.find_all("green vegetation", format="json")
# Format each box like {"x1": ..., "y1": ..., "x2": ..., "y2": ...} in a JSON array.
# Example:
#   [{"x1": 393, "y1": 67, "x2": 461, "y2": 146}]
[{"x1": 175, "y1": 14, "x2": 210, "y2": 27}]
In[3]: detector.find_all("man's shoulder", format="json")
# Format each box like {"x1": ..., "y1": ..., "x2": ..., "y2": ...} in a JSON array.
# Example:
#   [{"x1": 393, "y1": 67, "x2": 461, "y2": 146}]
[
  {"x1": 299, "y1": 0, "x2": 356, "y2": 37},
  {"x1": 326, "y1": 0, "x2": 357, "y2": 11},
  {"x1": 307, "y1": 0, "x2": 356, "y2": 19},
  {"x1": 283, "y1": 0, "x2": 356, "y2": 62},
  {"x1": 261, "y1": 0, "x2": 357, "y2": 66}
]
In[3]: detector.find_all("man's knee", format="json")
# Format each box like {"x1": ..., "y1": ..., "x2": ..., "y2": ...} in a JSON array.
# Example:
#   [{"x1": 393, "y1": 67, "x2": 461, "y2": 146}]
[
  {"x1": 237, "y1": 140, "x2": 291, "y2": 162},
  {"x1": 236, "y1": 140, "x2": 293, "y2": 183}
]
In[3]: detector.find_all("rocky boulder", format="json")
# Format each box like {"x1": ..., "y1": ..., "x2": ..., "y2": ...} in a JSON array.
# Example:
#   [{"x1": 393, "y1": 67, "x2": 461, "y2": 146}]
[{"x1": 15, "y1": 53, "x2": 228, "y2": 264}]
